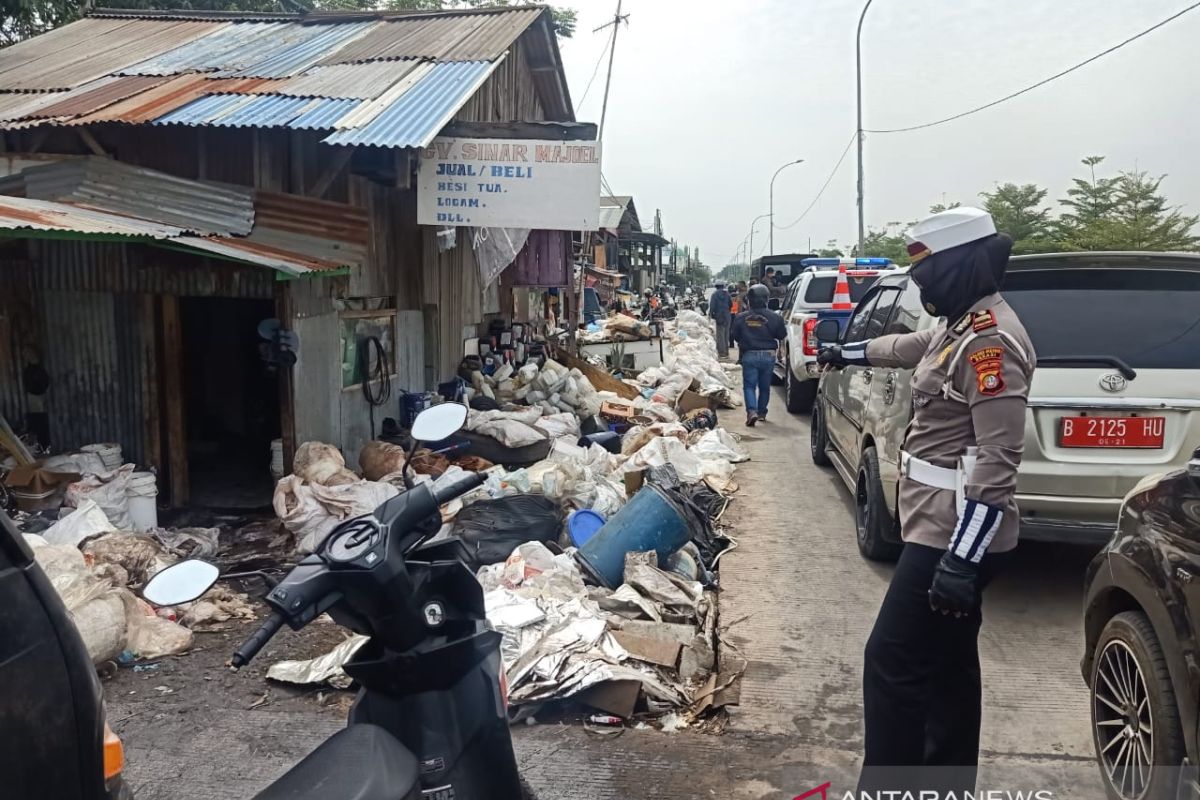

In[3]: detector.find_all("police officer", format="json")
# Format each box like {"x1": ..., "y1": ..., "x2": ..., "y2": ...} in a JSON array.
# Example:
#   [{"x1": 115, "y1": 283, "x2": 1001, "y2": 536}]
[
  {"x1": 732, "y1": 283, "x2": 786, "y2": 427},
  {"x1": 818, "y1": 207, "x2": 1036, "y2": 793}
]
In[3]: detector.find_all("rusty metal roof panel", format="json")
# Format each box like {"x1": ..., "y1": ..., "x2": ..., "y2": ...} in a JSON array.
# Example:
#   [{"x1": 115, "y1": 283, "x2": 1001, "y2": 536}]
[
  {"x1": 324, "y1": 59, "x2": 498, "y2": 148},
  {"x1": 0, "y1": 19, "x2": 222, "y2": 91},
  {"x1": 257, "y1": 60, "x2": 425, "y2": 99},
  {"x1": 65, "y1": 74, "x2": 222, "y2": 125},
  {"x1": 320, "y1": 8, "x2": 540, "y2": 64},
  {"x1": 0, "y1": 193, "x2": 184, "y2": 238},
  {"x1": 251, "y1": 190, "x2": 367, "y2": 266},
  {"x1": 174, "y1": 236, "x2": 333, "y2": 275},
  {"x1": 0, "y1": 157, "x2": 256, "y2": 236},
  {"x1": 24, "y1": 75, "x2": 169, "y2": 120}
]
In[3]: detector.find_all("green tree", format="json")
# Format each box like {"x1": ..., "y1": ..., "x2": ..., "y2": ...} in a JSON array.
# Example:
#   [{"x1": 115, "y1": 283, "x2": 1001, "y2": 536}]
[
  {"x1": 816, "y1": 238, "x2": 843, "y2": 258},
  {"x1": 853, "y1": 224, "x2": 911, "y2": 265},
  {"x1": 980, "y1": 182, "x2": 1056, "y2": 254},
  {"x1": 928, "y1": 200, "x2": 961, "y2": 214},
  {"x1": 1056, "y1": 156, "x2": 1199, "y2": 251}
]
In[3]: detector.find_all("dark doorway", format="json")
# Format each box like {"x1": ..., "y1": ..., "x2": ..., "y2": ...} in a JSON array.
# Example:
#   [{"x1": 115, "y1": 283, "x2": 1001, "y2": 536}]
[{"x1": 179, "y1": 297, "x2": 279, "y2": 509}]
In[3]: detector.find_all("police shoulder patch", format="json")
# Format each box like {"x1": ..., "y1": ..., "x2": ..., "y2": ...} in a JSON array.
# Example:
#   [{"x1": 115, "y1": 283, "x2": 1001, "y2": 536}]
[
  {"x1": 971, "y1": 310, "x2": 997, "y2": 332},
  {"x1": 969, "y1": 345, "x2": 1005, "y2": 396}
]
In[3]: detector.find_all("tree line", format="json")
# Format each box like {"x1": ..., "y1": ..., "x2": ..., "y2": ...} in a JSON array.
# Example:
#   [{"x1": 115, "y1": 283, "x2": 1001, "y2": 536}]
[{"x1": 818, "y1": 156, "x2": 1200, "y2": 264}]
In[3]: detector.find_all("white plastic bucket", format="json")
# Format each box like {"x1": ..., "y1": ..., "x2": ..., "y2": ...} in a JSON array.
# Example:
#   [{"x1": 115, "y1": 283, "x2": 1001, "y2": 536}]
[{"x1": 127, "y1": 471, "x2": 158, "y2": 531}]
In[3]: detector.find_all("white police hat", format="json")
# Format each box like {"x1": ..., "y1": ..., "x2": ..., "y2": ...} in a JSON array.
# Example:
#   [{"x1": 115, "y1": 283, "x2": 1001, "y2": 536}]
[{"x1": 904, "y1": 207, "x2": 996, "y2": 264}]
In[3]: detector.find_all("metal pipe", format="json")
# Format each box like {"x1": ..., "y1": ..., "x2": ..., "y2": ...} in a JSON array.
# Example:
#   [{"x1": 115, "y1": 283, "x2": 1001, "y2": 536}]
[
  {"x1": 769, "y1": 159, "x2": 803, "y2": 255},
  {"x1": 856, "y1": 0, "x2": 875, "y2": 256}
]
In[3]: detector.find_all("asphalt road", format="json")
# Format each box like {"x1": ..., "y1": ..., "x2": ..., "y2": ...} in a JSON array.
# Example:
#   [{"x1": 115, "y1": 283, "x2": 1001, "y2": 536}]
[{"x1": 108, "y1": 386, "x2": 1106, "y2": 799}]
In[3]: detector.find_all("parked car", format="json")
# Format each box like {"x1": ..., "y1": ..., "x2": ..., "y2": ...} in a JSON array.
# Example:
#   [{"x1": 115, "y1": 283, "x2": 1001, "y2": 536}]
[
  {"x1": 811, "y1": 252, "x2": 1200, "y2": 559},
  {"x1": 1081, "y1": 447, "x2": 1200, "y2": 800},
  {"x1": 775, "y1": 264, "x2": 889, "y2": 413}
]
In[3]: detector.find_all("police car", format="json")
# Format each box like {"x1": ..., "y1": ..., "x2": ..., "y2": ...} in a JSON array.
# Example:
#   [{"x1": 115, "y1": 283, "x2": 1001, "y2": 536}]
[{"x1": 775, "y1": 258, "x2": 895, "y2": 413}]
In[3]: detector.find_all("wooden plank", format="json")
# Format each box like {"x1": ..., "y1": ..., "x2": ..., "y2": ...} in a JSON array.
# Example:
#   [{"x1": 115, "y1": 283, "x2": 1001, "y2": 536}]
[
  {"x1": 439, "y1": 120, "x2": 598, "y2": 141},
  {"x1": 275, "y1": 282, "x2": 297, "y2": 471},
  {"x1": 554, "y1": 348, "x2": 639, "y2": 400},
  {"x1": 77, "y1": 127, "x2": 108, "y2": 156},
  {"x1": 160, "y1": 295, "x2": 188, "y2": 507},
  {"x1": 138, "y1": 294, "x2": 161, "y2": 473},
  {"x1": 309, "y1": 147, "x2": 353, "y2": 199}
]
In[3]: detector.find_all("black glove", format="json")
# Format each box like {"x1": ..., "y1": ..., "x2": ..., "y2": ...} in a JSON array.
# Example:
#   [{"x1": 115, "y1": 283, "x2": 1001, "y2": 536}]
[
  {"x1": 816, "y1": 346, "x2": 848, "y2": 368},
  {"x1": 929, "y1": 551, "x2": 980, "y2": 617}
]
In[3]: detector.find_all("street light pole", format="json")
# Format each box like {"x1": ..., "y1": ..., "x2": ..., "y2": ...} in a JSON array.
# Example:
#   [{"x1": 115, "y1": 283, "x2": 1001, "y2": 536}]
[
  {"x1": 769, "y1": 158, "x2": 803, "y2": 255},
  {"x1": 856, "y1": 0, "x2": 875, "y2": 256},
  {"x1": 748, "y1": 212, "x2": 770, "y2": 277}
]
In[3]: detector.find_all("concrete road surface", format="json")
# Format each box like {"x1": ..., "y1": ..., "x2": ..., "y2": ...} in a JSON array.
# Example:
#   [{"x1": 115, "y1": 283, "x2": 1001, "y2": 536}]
[{"x1": 109, "y1": 387, "x2": 1104, "y2": 799}]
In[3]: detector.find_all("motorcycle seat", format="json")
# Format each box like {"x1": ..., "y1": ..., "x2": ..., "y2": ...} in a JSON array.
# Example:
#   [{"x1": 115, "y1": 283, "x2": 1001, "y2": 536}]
[{"x1": 254, "y1": 723, "x2": 420, "y2": 800}]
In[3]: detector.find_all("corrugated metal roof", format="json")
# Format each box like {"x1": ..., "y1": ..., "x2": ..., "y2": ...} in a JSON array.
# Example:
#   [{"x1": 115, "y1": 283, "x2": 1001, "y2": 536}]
[
  {"x1": 66, "y1": 74, "x2": 223, "y2": 125},
  {"x1": 320, "y1": 8, "x2": 541, "y2": 63},
  {"x1": 598, "y1": 206, "x2": 624, "y2": 231},
  {"x1": 24, "y1": 75, "x2": 168, "y2": 120},
  {"x1": 250, "y1": 190, "x2": 368, "y2": 266},
  {"x1": 250, "y1": 60, "x2": 425, "y2": 100},
  {"x1": 153, "y1": 92, "x2": 359, "y2": 130},
  {"x1": 174, "y1": 236, "x2": 344, "y2": 275},
  {"x1": 231, "y1": 21, "x2": 376, "y2": 78},
  {"x1": 0, "y1": 157, "x2": 255, "y2": 236},
  {"x1": 0, "y1": 18, "x2": 221, "y2": 91},
  {"x1": 324, "y1": 59, "x2": 498, "y2": 148},
  {"x1": 329, "y1": 61, "x2": 434, "y2": 130},
  {"x1": 0, "y1": 193, "x2": 184, "y2": 238},
  {"x1": 0, "y1": 91, "x2": 71, "y2": 122}
]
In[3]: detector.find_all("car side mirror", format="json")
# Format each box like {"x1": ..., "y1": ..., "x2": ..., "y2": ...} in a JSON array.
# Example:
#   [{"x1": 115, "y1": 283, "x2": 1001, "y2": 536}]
[
  {"x1": 814, "y1": 318, "x2": 841, "y2": 345},
  {"x1": 767, "y1": 298, "x2": 781, "y2": 311}
]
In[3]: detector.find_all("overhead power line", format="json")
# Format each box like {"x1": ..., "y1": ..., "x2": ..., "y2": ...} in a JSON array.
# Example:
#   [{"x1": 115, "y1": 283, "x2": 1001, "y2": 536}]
[
  {"x1": 576, "y1": 23, "x2": 616, "y2": 110},
  {"x1": 866, "y1": 1, "x2": 1200, "y2": 134},
  {"x1": 773, "y1": 133, "x2": 857, "y2": 231}
]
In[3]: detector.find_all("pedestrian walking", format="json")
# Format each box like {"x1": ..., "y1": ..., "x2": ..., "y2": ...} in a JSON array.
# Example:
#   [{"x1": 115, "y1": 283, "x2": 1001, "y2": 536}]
[
  {"x1": 731, "y1": 283, "x2": 785, "y2": 426},
  {"x1": 707, "y1": 280, "x2": 733, "y2": 359},
  {"x1": 817, "y1": 207, "x2": 1036, "y2": 794}
]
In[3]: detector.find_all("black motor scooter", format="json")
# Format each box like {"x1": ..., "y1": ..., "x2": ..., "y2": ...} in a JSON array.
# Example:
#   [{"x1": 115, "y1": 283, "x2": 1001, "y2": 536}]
[{"x1": 146, "y1": 403, "x2": 531, "y2": 800}]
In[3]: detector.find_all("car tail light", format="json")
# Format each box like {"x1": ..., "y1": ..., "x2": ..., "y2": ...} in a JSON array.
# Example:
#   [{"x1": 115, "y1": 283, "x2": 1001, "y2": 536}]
[{"x1": 802, "y1": 318, "x2": 819, "y2": 355}]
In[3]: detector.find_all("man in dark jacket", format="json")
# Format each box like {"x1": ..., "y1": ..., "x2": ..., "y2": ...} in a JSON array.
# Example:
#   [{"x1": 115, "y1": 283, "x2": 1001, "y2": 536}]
[
  {"x1": 731, "y1": 283, "x2": 786, "y2": 426},
  {"x1": 708, "y1": 280, "x2": 733, "y2": 359}
]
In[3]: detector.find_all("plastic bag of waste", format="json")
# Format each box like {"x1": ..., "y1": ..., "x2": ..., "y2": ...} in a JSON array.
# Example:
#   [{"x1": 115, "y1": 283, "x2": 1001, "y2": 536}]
[
  {"x1": 691, "y1": 428, "x2": 750, "y2": 463},
  {"x1": 81, "y1": 531, "x2": 175, "y2": 586},
  {"x1": 65, "y1": 465, "x2": 134, "y2": 530},
  {"x1": 294, "y1": 442, "x2": 358, "y2": 486},
  {"x1": 42, "y1": 500, "x2": 114, "y2": 547},
  {"x1": 26, "y1": 533, "x2": 128, "y2": 663},
  {"x1": 450, "y1": 494, "x2": 563, "y2": 566},
  {"x1": 274, "y1": 476, "x2": 399, "y2": 553},
  {"x1": 534, "y1": 412, "x2": 581, "y2": 441},
  {"x1": 121, "y1": 591, "x2": 193, "y2": 660}
]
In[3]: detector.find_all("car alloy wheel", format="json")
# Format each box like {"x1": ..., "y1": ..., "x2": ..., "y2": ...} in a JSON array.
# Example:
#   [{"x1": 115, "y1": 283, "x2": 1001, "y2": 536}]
[{"x1": 1093, "y1": 638, "x2": 1154, "y2": 799}]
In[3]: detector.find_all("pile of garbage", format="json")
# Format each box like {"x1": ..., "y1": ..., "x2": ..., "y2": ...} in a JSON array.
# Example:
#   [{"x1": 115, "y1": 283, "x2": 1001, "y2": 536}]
[
  {"x1": 264, "y1": 311, "x2": 749, "y2": 726},
  {"x1": 577, "y1": 314, "x2": 654, "y2": 344}
]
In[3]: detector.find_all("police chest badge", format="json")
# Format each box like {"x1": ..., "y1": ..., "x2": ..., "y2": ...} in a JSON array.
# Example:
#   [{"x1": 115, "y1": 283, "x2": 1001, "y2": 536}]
[{"x1": 969, "y1": 346, "x2": 1005, "y2": 396}]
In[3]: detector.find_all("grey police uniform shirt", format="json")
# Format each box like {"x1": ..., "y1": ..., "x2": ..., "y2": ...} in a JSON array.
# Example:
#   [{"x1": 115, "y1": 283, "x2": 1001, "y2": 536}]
[{"x1": 863, "y1": 292, "x2": 1036, "y2": 555}]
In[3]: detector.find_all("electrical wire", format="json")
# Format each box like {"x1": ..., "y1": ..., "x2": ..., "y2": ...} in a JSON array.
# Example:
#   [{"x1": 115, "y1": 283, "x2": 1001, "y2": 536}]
[
  {"x1": 358, "y1": 336, "x2": 391, "y2": 440},
  {"x1": 772, "y1": 133, "x2": 857, "y2": 231},
  {"x1": 866, "y1": 1, "x2": 1200, "y2": 134},
  {"x1": 577, "y1": 23, "x2": 617, "y2": 110}
]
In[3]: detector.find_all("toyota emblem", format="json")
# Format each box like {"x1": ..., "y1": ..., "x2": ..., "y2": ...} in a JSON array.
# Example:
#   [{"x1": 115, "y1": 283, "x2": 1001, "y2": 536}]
[{"x1": 1099, "y1": 373, "x2": 1127, "y2": 393}]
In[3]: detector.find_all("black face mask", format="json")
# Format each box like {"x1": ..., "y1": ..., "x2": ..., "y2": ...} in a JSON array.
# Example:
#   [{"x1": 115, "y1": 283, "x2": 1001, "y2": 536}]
[{"x1": 909, "y1": 233, "x2": 1013, "y2": 320}]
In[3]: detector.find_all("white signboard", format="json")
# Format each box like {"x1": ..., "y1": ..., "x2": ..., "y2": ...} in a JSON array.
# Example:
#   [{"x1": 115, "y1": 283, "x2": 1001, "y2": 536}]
[{"x1": 417, "y1": 137, "x2": 602, "y2": 231}]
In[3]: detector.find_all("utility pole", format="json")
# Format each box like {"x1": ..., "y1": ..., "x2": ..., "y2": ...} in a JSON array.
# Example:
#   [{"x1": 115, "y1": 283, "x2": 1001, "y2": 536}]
[
  {"x1": 595, "y1": 0, "x2": 628, "y2": 142},
  {"x1": 769, "y1": 158, "x2": 804, "y2": 255},
  {"x1": 855, "y1": 0, "x2": 875, "y2": 256}
]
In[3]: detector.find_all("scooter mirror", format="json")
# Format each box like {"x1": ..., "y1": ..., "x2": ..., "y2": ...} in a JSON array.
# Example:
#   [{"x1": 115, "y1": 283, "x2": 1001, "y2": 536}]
[
  {"x1": 411, "y1": 402, "x2": 468, "y2": 443},
  {"x1": 143, "y1": 559, "x2": 220, "y2": 606}
]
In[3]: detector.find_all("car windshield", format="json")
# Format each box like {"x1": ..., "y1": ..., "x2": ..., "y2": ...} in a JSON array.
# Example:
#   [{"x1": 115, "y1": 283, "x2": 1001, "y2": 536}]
[
  {"x1": 1003, "y1": 267, "x2": 1200, "y2": 369},
  {"x1": 803, "y1": 274, "x2": 880, "y2": 304}
]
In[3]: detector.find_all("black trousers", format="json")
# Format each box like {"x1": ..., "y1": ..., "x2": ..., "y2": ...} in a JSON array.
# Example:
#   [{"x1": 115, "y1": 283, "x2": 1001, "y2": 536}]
[{"x1": 858, "y1": 542, "x2": 1010, "y2": 794}]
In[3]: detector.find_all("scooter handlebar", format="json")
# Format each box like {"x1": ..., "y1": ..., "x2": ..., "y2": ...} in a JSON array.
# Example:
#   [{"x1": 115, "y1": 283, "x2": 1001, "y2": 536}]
[
  {"x1": 431, "y1": 471, "x2": 487, "y2": 506},
  {"x1": 231, "y1": 611, "x2": 284, "y2": 670}
]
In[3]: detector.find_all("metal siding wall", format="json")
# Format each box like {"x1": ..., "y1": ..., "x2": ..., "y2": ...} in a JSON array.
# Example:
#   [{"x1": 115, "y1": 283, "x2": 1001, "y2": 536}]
[
  {"x1": 0, "y1": 261, "x2": 35, "y2": 424},
  {"x1": 291, "y1": 309, "x2": 340, "y2": 450},
  {"x1": 422, "y1": 226, "x2": 483, "y2": 383}
]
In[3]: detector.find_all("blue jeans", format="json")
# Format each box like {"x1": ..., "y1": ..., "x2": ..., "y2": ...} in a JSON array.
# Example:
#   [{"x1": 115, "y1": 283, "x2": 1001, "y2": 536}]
[{"x1": 740, "y1": 350, "x2": 775, "y2": 416}]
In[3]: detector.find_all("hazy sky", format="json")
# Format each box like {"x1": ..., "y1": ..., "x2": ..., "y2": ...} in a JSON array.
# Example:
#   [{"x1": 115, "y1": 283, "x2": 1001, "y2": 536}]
[{"x1": 553, "y1": 0, "x2": 1200, "y2": 265}]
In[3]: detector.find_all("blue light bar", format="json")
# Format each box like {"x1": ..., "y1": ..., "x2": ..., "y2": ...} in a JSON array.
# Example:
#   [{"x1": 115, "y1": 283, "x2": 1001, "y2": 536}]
[
  {"x1": 800, "y1": 258, "x2": 841, "y2": 267},
  {"x1": 854, "y1": 257, "x2": 893, "y2": 266}
]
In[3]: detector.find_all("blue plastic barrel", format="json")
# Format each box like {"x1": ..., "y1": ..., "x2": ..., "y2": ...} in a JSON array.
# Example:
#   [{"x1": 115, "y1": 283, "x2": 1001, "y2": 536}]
[
  {"x1": 576, "y1": 486, "x2": 691, "y2": 589},
  {"x1": 567, "y1": 509, "x2": 606, "y2": 548}
]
